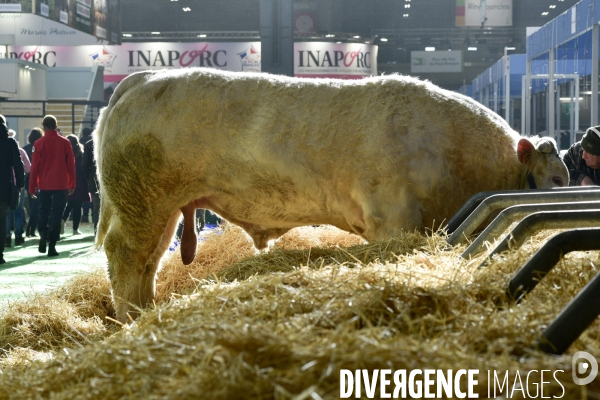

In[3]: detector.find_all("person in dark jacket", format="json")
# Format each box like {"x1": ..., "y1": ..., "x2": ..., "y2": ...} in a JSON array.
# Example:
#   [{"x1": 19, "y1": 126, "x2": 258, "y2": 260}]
[
  {"x1": 0, "y1": 115, "x2": 25, "y2": 264},
  {"x1": 28, "y1": 115, "x2": 75, "y2": 257},
  {"x1": 5, "y1": 129, "x2": 30, "y2": 247},
  {"x1": 79, "y1": 127, "x2": 93, "y2": 222},
  {"x1": 61, "y1": 134, "x2": 91, "y2": 235},
  {"x1": 22, "y1": 127, "x2": 43, "y2": 238},
  {"x1": 82, "y1": 138, "x2": 100, "y2": 234},
  {"x1": 563, "y1": 125, "x2": 600, "y2": 186}
]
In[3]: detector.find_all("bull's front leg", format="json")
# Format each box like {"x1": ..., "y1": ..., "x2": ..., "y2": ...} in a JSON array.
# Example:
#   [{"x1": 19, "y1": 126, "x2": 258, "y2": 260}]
[
  {"x1": 104, "y1": 228, "x2": 146, "y2": 322},
  {"x1": 140, "y1": 210, "x2": 182, "y2": 308},
  {"x1": 104, "y1": 214, "x2": 173, "y2": 323}
]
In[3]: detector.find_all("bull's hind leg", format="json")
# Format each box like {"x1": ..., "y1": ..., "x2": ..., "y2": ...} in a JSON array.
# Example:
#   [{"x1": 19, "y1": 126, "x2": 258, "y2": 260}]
[
  {"x1": 140, "y1": 210, "x2": 181, "y2": 308},
  {"x1": 104, "y1": 216, "x2": 171, "y2": 323}
]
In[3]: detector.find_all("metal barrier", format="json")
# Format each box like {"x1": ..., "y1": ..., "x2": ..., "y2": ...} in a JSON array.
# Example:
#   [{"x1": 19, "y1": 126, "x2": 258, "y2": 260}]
[
  {"x1": 506, "y1": 228, "x2": 600, "y2": 301},
  {"x1": 443, "y1": 188, "x2": 582, "y2": 235},
  {"x1": 447, "y1": 190, "x2": 600, "y2": 355},
  {"x1": 536, "y1": 268, "x2": 600, "y2": 354},
  {"x1": 476, "y1": 209, "x2": 600, "y2": 269},
  {"x1": 497, "y1": 228, "x2": 600, "y2": 354},
  {"x1": 0, "y1": 99, "x2": 107, "y2": 137},
  {"x1": 445, "y1": 188, "x2": 600, "y2": 246},
  {"x1": 461, "y1": 200, "x2": 600, "y2": 259}
]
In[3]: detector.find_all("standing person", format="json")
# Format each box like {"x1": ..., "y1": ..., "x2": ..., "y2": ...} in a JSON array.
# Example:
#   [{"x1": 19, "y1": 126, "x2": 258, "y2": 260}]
[
  {"x1": 79, "y1": 127, "x2": 93, "y2": 223},
  {"x1": 82, "y1": 137, "x2": 100, "y2": 233},
  {"x1": 563, "y1": 125, "x2": 600, "y2": 186},
  {"x1": 28, "y1": 115, "x2": 75, "y2": 257},
  {"x1": 79, "y1": 127, "x2": 92, "y2": 145},
  {"x1": 61, "y1": 135, "x2": 90, "y2": 235},
  {"x1": 5, "y1": 129, "x2": 30, "y2": 247},
  {"x1": 0, "y1": 115, "x2": 25, "y2": 264},
  {"x1": 23, "y1": 127, "x2": 44, "y2": 237}
]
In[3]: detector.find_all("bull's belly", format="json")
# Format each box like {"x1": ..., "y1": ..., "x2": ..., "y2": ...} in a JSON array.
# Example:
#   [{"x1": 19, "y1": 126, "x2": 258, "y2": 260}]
[{"x1": 190, "y1": 190, "x2": 358, "y2": 243}]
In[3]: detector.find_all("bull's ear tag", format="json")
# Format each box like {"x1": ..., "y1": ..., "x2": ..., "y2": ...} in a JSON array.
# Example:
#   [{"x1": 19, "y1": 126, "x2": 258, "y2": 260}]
[{"x1": 517, "y1": 138, "x2": 534, "y2": 165}]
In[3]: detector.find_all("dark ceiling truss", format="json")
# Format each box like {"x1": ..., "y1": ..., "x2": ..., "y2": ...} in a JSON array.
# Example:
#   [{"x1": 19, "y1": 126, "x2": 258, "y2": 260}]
[
  {"x1": 122, "y1": 31, "x2": 261, "y2": 41},
  {"x1": 122, "y1": 31, "x2": 378, "y2": 43}
]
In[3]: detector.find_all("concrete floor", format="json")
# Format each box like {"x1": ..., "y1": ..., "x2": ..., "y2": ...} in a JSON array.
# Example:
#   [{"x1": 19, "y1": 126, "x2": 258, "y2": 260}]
[{"x1": 0, "y1": 219, "x2": 106, "y2": 309}]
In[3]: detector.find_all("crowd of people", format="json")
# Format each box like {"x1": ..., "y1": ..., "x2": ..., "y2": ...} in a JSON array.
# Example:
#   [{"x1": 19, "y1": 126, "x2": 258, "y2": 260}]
[{"x1": 1, "y1": 114, "x2": 98, "y2": 264}]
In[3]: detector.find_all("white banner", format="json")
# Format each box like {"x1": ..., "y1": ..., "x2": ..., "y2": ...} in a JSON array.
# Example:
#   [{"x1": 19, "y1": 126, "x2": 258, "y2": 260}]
[
  {"x1": 464, "y1": 0, "x2": 512, "y2": 27},
  {"x1": 0, "y1": 101, "x2": 45, "y2": 117},
  {"x1": 59, "y1": 10, "x2": 68, "y2": 24},
  {"x1": 40, "y1": 3, "x2": 49, "y2": 17},
  {"x1": 0, "y1": 4, "x2": 21, "y2": 12},
  {"x1": 0, "y1": 13, "x2": 101, "y2": 46},
  {"x1": 411, "y1": 51, "x2": 463, "y2": 73},
  {"x1": 76, "y1": 4, "x2": 91, "y2": 19},
  {"x1": 4, "y1": 42, "x2": 263, "y2": 82},
  {"x1": 5, "y1": 42, "x2": 377, "y2": 83},
  {"x1": 294, "y1": 42, "x2": 377, "y2": 78}
]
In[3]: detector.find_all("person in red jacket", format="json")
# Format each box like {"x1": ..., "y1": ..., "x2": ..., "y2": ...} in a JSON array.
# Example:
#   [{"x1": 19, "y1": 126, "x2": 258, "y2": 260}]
[{"x1": 28, "y1": 115, "x2": 75, "y2": 257}]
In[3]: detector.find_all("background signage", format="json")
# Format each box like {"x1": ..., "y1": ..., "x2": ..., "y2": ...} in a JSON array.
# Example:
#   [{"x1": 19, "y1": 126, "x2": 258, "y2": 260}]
[
  {"x1": 411, "y1": 50, "x2": 463, "y2": 73},
  {"x1": 0, "y1": 13, "x2": 102, "y2": 45},
  {"x1": 294, "y1": 42, "x2": 378, "y2": 79},
  {"x1": 6, "y1": 42, "x2": 262, "y2": 83},
  {"x1": 0, "y1": 0, "x2": 120, "y2": 44},
  {"x1": 7, "y1": 42, "x2": 378, "y2": 84},
  {"x1": 456, "y1": 0, "x2": 512, "y2": 27}
]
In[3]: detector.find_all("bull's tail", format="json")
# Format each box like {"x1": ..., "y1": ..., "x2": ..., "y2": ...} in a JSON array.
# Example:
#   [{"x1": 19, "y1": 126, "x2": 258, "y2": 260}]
[{"x1": 93, "y1": 71, "x2": 152, "y2": 249}]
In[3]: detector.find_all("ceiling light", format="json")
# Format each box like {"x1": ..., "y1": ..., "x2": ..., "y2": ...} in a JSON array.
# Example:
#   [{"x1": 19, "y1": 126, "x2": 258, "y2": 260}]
[
  {"x1": 541, "y1": 12, "x2": 549, "y2": 16},
  {"x1": 171, "y1": 0, "x2": 178, "y2": 1},
  {"x1": 549, "y1": 5, "x2": 556, "y2": 8},
  {"x1": 353, "y1": 35, "x2": 360, "y2": 38},
  {"x1": 336, "y1": 41, "x2": 342, "y2": 44},
  {"x1": 151, "y1": 31, "x2": 160, "y2": 34},
  {"x1": 197, "y1": 34, "x2": 207, "y2": 37},
  {"x1": 122, "y1": 33, "x2": 132, "y2": 37},
  {"x1": 468, "y1": 47, "x2": 478, "y2": 51},
  {"x1": 325, "y1": 34, "x2": 335, "y2": 38},
  {"x1": 182, "y1": 7, "x2": 191, "y2": 11},
  {"x1": 404, "y1": 4, "x2": 410, "y2": 8},
  {"x1": 380, "y1": 38, "x2": 388, "y2": 42},
  {"x1": 425, "y1": 47, "x2": 435, "y2": 51},
  {"x1": 403, "y1": 14, "x2": 409, "y2": 17}
]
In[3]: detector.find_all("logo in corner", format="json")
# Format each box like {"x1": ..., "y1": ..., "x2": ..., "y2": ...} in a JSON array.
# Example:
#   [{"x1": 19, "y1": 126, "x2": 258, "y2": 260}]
[
  {"x1": 573, "y1": 351, "x2": 599, "y2": 385},
  {"x1": 237, "y1": 45, "x2": 261, "y2": 72},
  {"x1": 89, "y1": 47, "x2": 117, "y2": 71}
]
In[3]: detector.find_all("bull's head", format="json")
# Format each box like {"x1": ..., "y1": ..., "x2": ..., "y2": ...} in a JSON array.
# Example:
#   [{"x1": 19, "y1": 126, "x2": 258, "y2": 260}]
[{"x1": 517, "y1": 137, "x2": 568, "y2": 188}]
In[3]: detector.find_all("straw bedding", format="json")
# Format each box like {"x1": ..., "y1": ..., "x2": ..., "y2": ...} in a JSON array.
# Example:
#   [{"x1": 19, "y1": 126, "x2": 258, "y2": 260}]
[{"x1": 0, "y1": 224, "x2": 599, "y2": 399}]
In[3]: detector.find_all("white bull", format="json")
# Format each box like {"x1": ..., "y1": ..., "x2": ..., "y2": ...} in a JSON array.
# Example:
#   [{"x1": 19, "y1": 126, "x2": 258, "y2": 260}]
[{"x1": 93, "y1": 68, "x2": 568, "y2": 322}]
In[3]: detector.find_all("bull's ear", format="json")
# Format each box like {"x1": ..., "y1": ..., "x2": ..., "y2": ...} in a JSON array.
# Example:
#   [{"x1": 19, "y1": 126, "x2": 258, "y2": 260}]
[{"x1": 517, "y1": 138, "x2": 535, "y2": 165}]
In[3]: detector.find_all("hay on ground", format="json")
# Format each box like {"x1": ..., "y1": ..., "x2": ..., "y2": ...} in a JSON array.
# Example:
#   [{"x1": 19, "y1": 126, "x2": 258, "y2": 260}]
[{"x1": 0, "y1": 225, "x2": 599, "y2": 399}]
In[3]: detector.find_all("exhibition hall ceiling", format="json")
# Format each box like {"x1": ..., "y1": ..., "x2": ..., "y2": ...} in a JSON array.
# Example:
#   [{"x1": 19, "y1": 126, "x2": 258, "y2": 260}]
[
  {"x1": 119, "y1": 0, "x2": 581, "y2": 89},
  {"x1": 121, "y1": 0, "x2": 579, "y2": 33}
]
